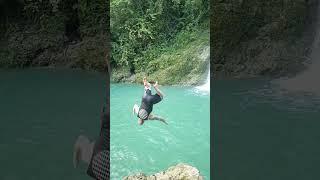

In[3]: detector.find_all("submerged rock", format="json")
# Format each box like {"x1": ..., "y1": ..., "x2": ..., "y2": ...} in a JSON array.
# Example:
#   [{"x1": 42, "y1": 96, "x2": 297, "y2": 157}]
[{"x1": 123, "y1": 163, "x2": 204, "y2": 180}]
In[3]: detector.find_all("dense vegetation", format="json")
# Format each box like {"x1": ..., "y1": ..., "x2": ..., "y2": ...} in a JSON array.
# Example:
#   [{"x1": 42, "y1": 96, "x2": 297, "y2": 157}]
[
  {"x1": 0, "y1": 0, "x2": 108, "y2": 72},
  {"x1": 212, "y1": 0, "x2": 318, "y2": 79},
  {"x1": 110, "y1": 0, "x2": 210, "y2": 85}
]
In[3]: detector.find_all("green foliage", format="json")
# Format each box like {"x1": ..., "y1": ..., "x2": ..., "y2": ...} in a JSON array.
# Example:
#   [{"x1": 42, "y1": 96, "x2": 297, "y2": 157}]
[
  {"x1": 111, "y1": 0, "x2": 209, "y2": 74},
  {"x1": 0, "y1": 0, "x2": 108, "y2": 71},
  {"x1": 72, "y1": 35, "x2": 108, "y2": 71},
  {"x1": 39, "y1": 13, "x2": 65, "y2": 33},
  {"x1": 112, "y1": 29, "x2": 209, "y2": 85},
  {"x1": 23, "y1": 0, "x2": 60, "y2": 23},
  {"x1": 78, "y1": 0, "x2": 108, "y2": 36},
  {"x1": 20, "y1": 0, "x2": 108, "y2": 36},
  {"x1": 143, "y1": 30, "x2": 209, "y2": 85},
  {"x1": 212, "y1": 0, "x2": 307, "y2": 61}
]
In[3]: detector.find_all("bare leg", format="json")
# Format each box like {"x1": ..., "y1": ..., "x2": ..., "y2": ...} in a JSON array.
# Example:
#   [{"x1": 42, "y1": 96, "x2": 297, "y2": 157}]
[
  {"x1": 148, "y1": 114, "x2": 168, "y2": 125},
  {"x1": 153, "y1": 82, "x2": 164, "y2": 98}
]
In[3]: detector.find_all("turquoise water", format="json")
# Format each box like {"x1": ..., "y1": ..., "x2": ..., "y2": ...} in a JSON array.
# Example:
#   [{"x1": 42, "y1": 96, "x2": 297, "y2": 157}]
[
  {"x1": 213, "y1": 79, "x2": 320, "y2": 180},
  {"x1": 110, "y1": 84, "x2": 210, "y2": 179},
  {"x1": 0, "y1": 69, "x2": 106, "y2": 180}
]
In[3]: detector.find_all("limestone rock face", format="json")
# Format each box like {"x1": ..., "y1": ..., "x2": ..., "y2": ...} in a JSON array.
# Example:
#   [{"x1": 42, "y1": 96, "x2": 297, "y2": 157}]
[{"x1": 123, "y1": 163, "x2": 204, "y2": 180}]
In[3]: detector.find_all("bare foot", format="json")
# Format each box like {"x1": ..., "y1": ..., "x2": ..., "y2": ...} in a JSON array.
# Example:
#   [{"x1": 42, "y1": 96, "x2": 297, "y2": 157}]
[{"x1": 153, "y1": 81, "x2": 158, "y2": 88}]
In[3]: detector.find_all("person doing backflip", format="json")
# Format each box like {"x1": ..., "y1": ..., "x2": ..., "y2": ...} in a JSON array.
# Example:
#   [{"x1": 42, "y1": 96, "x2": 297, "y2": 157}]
[{"x1": 133, "y1": 77, "x2": 167, "y2": 125}]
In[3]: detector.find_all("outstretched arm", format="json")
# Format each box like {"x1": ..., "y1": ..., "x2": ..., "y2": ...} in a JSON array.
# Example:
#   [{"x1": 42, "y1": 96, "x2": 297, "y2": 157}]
[{"x1": 143, "y1": 77, "x2": 147, "y2": 86}]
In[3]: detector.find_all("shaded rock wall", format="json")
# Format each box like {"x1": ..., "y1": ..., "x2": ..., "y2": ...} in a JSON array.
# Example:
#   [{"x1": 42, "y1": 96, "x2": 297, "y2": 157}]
[
  {"x1": 212, "y1": 0, "x2": 319, "y2": 79},
  {"x1": 0, "y1": 0, "x2": 109, "y2": 72}
]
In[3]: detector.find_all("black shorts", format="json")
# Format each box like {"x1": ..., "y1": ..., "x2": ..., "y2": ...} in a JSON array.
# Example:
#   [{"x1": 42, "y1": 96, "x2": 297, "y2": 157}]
[
  {"x1": 87, "y1": 106, "x2": 109, "y2": 180},
  {"x1": 86, "y1": 130, "x2": 109, "y2": 180}
]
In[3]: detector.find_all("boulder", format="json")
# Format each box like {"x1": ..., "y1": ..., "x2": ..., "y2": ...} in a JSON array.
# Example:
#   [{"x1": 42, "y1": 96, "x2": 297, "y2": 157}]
[{"x1": 123, "y1": 163, "x2": 204, "y2": 180}]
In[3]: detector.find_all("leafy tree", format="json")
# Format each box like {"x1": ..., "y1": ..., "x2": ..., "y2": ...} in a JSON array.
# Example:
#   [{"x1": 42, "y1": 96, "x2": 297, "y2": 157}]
[{"x1": 111, "y1": 0, "x2": 209, "y2": 73}]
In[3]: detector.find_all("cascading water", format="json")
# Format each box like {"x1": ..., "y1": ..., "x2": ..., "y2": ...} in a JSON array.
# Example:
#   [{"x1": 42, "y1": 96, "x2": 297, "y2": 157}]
[
  {"x1": 196, "y1": 69, "x2": 210, "y2": 93},
  {"x1": 276, "y1": 2, "x2": 320, "y2": 94},
  {"x1": 194, "y1": 46, "x2": 210, "y2": 94}
]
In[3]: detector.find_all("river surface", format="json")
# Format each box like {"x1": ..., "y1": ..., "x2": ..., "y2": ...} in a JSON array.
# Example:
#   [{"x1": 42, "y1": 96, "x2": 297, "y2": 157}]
[
  {"x1": 213, "y1": 79, "x2": 320, "y2": 180},
  {"x1": 110, "y1": 83, "x2": 210, "y2": 179},
  {"x1": 0, "y1": 69, "x2": 106, "y2": 180}
]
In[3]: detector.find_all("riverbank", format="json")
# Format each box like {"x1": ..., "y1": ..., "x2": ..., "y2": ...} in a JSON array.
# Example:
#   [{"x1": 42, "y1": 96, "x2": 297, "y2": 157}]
[
  {"x1": 111, "y1": 30, "x2": 210, "y2": 86},
  {"x1": 212, "y1": 0, "x2": 319, "y2": 80}
]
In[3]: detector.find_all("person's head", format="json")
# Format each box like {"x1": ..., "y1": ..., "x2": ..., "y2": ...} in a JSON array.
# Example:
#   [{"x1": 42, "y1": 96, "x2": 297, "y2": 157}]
[{"x1": 138, "y1": 118, "x2": 144, "y2": 125}]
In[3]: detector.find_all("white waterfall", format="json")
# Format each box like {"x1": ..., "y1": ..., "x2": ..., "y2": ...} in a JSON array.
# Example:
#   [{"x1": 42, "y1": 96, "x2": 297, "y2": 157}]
[
  {"x1": 196, "y1": 69, "x2": 210, "y2": 93},
  {"x1": 194, "y1": 46, "x2": 210, "y2": 94}
]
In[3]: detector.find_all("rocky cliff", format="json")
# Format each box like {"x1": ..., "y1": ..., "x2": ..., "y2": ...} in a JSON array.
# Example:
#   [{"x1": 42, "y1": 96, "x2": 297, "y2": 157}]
[{"x1": 212, "y1": 0, "x2": 319, "y2": 79}]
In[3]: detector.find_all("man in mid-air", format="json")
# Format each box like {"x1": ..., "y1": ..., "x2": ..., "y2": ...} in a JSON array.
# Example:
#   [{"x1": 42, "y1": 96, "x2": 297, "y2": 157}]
[{"x1": 133, "y1": 77, "x2": 167, "y2": 125}]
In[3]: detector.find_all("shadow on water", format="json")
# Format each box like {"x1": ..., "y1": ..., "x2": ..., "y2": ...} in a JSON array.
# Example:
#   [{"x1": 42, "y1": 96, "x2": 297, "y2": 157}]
[{"x1": 213, "y1": 78, "x2": 320, "y2": 180}]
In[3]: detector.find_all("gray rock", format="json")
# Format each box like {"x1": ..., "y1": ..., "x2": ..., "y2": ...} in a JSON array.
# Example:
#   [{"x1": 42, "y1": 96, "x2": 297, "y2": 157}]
[{"x1": 123, "y1": 163, "x2": 204, "y2": 180}]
